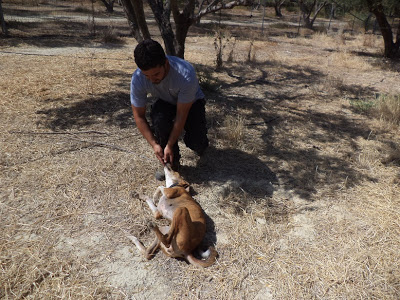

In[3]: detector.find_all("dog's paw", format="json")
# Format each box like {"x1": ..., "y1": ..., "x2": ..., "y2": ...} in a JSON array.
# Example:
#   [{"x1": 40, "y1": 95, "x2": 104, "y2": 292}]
[
  {"x1": 147, "y1": 221, "x2": 156, "y2": 229},
  {"x1": 137, "y1": 194, "x2": 150, "y2": 201},
  {"x1": 127, "y1": 235, "x2": 141, "y2": 247}
]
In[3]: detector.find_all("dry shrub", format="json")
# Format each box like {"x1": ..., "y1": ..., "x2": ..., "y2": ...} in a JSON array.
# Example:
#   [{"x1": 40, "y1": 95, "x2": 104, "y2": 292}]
[
  {"x1": 311, "y1": 32, "x2": 336, "y2": 48},
  {"x1": 362, "y1": 33, "x2": 379, "y2": 48},
  {"x1": 101, "y1": 26, "x2": 124, "y2": 44},
  {"x1": 247, "y1": 40, "x2": 255, "y2": 62},
  {"x1": 214, "y1": 31, "x2": 225, "y2": 69},
  {"x1": 226, "y1": 36, "x2": 237, "y2": 63},
  {"x1": 375, "y1": 94, "x2": 400, "y2": 125},
  {"x1": 328, "y1": 50, "x2": 372, "y2": 71},
  {"x1": 221, "y1": 115, "x2": 245, "y2": 148}
]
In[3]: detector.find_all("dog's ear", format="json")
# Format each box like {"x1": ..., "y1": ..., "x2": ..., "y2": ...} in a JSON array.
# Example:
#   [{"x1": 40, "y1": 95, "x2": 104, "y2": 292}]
[
  {"x1": 164, "y1": 188, "x2": 181, "y2": 199},
  {"x1": 179, "y1": 180, "x2": 190, "y2": 192}
]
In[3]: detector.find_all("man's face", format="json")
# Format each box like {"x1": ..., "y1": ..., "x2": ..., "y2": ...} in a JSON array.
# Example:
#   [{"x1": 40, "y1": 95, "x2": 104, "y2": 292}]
[{"x1": 142, "y1": 61, "x2": 168, "y2": 84}]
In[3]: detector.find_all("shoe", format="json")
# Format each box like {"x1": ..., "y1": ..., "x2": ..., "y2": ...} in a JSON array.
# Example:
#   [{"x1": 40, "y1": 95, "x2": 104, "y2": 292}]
[{"x1": 155, "y1": 170, "x2": 165, "y2": 181}]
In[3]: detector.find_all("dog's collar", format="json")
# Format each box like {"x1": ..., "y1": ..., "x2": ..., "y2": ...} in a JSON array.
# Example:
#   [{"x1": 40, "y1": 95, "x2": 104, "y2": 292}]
[
  {"x1": 168, "y1": 182, "x2": 189, "y2": 189},
  {"x1": 168, "y1": 182, "x2": 180, "y2": 188}
]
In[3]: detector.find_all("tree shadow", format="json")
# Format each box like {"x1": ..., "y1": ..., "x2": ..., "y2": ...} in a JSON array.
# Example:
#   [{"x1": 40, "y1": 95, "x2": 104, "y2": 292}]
[
  {"x1": 183, "y1": 147, "x2": 277, "y2": 188},
  {"x1": 1, "y1": 19, "x2": 129, "y2": 48},
  {"x1": 36, "y1": 91, "x2": 133, "y2": 130},
  {"x1": 35, "y1": 45, "x2": 385, "y2": 203},
  {"x1": 197, "y1": 61, "x2": 381, "y2": 200}
]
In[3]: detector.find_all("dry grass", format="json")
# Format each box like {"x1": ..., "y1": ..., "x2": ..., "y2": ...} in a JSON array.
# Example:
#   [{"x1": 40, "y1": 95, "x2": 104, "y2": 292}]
[
  {"x1": 1, "y1": 2, "x2": 400, "y2": 299},
  {"x1": 220, "y1": 115, "x2": 245, "y2": 149},
  {"x1": 375, "y1": 94, "x2": 400, "y2": 125}
]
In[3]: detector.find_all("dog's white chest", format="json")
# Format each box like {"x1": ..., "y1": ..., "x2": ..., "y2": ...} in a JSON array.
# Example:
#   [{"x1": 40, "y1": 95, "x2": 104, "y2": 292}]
[{"x1": 157, "y1": 195, "x2": 175, "y2": 220}]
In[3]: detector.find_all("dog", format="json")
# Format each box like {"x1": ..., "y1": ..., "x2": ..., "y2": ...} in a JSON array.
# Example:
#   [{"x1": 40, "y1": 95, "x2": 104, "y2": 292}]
[{"x1": 129, "y1": 163, "x2": 217, "y2": 267}]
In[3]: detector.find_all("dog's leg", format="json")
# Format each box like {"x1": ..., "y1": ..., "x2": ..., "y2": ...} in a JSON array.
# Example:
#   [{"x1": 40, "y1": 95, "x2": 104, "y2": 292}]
[
  {"x1": 151, "y1": 207, "x2": 191, "y2": 248},
  {"x1": 127, "y1": 235, "x2": 146, "y2": 253},
  {"x1": 152, "y1": 186, "x2": 164, "y2": 204},
  {"x1": 145, "y1": 225, "x2": 170, "y2": 258},
  {"x1": 144, "y1": 237, "x2": 161, "y2": 259},
  {"x1": 128, "y1": 234, "x2": 161, "y2": 260},
  {"x1": 150, "y1": 222, "x2": 176, "y2": 248},
  {"x1": 143, "y1": 196, "x2": 162, "y2": 219}
]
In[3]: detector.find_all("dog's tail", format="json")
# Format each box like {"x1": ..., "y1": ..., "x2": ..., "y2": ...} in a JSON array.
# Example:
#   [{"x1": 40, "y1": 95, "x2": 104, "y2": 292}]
[{"x1": 186, "y1": 246, "x2": 218, "y2": 268}]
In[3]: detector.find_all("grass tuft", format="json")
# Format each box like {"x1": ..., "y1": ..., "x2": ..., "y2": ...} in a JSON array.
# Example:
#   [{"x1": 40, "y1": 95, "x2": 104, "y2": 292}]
[
  {"x1": 375, "y1": 94, "x2": 400, "y2": 125},
  {"x1": 221, "y1": 115, "x2": 245, "y2": 148}
]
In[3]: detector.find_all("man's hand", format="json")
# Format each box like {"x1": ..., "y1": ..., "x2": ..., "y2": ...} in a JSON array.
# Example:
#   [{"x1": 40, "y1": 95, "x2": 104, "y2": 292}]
[
  {"x1": 132, "y1": 105, "x2": 166, "y2": 167},
  {"x1": 153, "y1": 144, "x2": 165, "y2": 165},
  {"x1": 163, "y1": 144, "x2": 174, "y2": 165}
]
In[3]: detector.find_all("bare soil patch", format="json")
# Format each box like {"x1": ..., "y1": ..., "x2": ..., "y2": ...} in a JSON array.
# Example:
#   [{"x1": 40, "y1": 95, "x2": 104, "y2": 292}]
[{"x1": 1, "y1": 2, "x2": 400, "y2": 299}]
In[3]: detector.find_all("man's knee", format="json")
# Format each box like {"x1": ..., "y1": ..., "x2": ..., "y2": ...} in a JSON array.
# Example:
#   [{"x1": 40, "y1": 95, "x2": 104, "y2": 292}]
[
  {"x1": 184, "y1": 130, "x2": 209, "y2": 156},
  {"x1": 150, "y1": 100, "x2": 176, "y2": 143},
  {"x1": 184, "y1": 99, "x2": 208, "y2": 155}
]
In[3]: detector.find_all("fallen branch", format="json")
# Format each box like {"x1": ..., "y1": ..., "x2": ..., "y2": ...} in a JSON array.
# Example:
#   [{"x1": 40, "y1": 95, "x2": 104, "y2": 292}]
[{"x1": 9, "y1": 130, "x2": 110, "y2": 135}]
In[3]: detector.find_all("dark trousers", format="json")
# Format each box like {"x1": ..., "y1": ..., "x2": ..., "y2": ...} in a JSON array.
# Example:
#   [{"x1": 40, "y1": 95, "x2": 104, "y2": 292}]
[{"x1": 150, "y1": 99, "x2": 209, "y2": 168}]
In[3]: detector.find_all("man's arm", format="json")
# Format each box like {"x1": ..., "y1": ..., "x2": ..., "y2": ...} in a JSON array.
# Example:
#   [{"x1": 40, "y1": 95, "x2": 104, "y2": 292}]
[
  {"x1": 163, "y1": 101, "x2": 193, "y2": 164},
  {"x1": 131, "y1": 105, "x2": 164, "y2": 164}
]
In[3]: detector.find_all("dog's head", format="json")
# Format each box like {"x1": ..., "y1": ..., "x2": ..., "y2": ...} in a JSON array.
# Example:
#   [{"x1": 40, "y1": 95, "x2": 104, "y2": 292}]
[{"x1": 164, "y1": 163, "x2": 189, "y2": 191}]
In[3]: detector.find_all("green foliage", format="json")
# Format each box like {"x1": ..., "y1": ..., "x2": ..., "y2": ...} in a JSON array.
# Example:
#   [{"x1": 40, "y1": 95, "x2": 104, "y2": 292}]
[
  {"x1": 349, "y1": 98, "x2": 375, "y2": 113},
  {"x1": 334, "y1": 0, "x2": 400, "y2": 13},
  {"x1": 349, "y1": 94, "x2": 400, "y2": 124},
  {"x1": 196, "y1": 68, "x2": 221, "y2": 94}
]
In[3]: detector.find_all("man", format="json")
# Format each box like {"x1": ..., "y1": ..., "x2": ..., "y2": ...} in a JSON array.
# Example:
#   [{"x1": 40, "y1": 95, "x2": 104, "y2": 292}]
[{"x1": 130, "y1": 39, "x2": 209, "y2": 173}]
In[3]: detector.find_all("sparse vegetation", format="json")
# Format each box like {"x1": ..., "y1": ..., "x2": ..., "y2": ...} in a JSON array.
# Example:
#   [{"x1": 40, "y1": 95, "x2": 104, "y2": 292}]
[
  {"x1": 1, "y1": 1, "x2": 400, "y2": 299},
  {"x1": 349, "y1": 98, "x2": 375, "y2": 113},
  {"x1": 101, "y1": 26, "x2": 124, "y2": 44},
  {"x1": 221, "y1": 115, "x2": 245, "y2": 148},
  {"x1": 375, "y1": 94, "x2": 400, "y2": 125}
]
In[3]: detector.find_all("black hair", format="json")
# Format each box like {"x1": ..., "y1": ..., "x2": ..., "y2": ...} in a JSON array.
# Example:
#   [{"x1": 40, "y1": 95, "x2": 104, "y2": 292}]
[{"x1": 134, "y1": 39, "x2": 166, "y2": 71}]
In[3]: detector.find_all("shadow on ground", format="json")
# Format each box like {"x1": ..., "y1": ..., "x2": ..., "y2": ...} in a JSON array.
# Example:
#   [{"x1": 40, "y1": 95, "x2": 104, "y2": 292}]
[
  {"x1": 37, "y1": 91, "x2": 133, "y2": 130},
  {"x1": 199, "y1": 61, "x2": 380, "y2": 200},
  {"x1": 37, "y1": 52, "x2": 382, "y2": 202},
  {"x1": 0, "y1": 19, "x2": 129, "y2": 48}
]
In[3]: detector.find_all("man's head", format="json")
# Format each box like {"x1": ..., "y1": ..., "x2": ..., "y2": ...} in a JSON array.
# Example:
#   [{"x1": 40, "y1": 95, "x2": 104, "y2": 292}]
[{"x1": 134, "y1": 39, "x2": 168, "y2": 84}]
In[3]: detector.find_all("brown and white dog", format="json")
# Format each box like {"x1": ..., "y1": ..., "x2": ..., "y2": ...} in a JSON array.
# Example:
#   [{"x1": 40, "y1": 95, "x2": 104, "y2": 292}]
[{"x1": 129, "y1": 164, "x2": 217, "y2": 267}]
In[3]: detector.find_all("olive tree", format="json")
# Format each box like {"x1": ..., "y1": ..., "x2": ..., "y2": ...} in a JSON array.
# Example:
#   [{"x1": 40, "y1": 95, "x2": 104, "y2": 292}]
[
  {"x1": 271, "y1": 0, "x2": 286, "y2": 17},
  {"x1": 0, "y1": 0, "x2": 7, "y2": 35},
  {"x1": 297, "y1": 0, "x2": 328, "y2": 29},
  {"x1": 334, "y1": 0, "x2": 400, "y2": 58},
  {"x1": 365, "y1": 0, "x2": 400, "y2": 58},
  {"x1": 120, "y1": 0, "x2": 252, "y2": 58}
]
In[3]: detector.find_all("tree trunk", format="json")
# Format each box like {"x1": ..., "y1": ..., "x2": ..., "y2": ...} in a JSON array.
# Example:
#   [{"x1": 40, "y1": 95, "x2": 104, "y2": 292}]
[
  {"x1": 130, "y1": 0, "x2": 150, "y2": 39},
  {"x1": 310, "y1": 1, "x2": 326, "y2": 28},
  {"x1": 121, "y1": 0, "x2": 252, "y2": 58},
  {"x1": 298, "y1": 0, "x2": 314, "y2": 29},
  {"x1": 174, "y1": 20, "x2": 191, "y2": 59},
  {"x1": 274, "y1": 5, "x2": 282, "y2": 17},
  {"x1": 367, "y1": 0, "x2": 399, "y2": 58},
  {"x1": 120, "y1": 0, "x2": 144, "y2": 42},
  {"x1": 171, "y1": 0, "x2": 195, "y2": 59},
  {"x1": 0, "y1": 0, "x2": 7, "y2": 35},
  {"x1": 298, "y1": 0, "x2": 326, "y2": 30},
  {"x1": 100, "y1": 0, "x2": 114, "y2": 13},
  {"x1": 148, "y1": 0, "x2": 177, "y2": 56},
  {"x1": 274, "y1": 0, "x2": 285, "y2": 18}
]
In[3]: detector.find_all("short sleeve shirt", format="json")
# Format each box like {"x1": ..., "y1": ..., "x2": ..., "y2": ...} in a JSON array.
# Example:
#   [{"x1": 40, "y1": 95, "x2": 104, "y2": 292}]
[{"x1": 130, "y1": 55, "x2": 205, "y2": 107}]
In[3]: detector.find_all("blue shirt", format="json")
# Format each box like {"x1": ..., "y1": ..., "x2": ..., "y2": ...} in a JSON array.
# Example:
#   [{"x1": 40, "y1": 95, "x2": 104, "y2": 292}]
[{"x1": 130, "y1": 55, "x2": 204, "y2": 107}]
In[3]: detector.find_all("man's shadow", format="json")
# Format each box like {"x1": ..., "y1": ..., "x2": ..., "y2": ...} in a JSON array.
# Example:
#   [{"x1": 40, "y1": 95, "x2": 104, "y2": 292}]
[
  {"x1": 181, "y1": 146, "x2": 278, "y2": 253},
  {"x1": 182, "y1": 146, "x2": 278, "y2": 198}
]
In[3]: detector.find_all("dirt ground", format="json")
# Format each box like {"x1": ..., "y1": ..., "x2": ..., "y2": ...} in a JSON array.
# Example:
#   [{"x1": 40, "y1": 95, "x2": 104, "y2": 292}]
[{"x1": 1, "y1": 2, "x2": 400, "y2": 299}]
